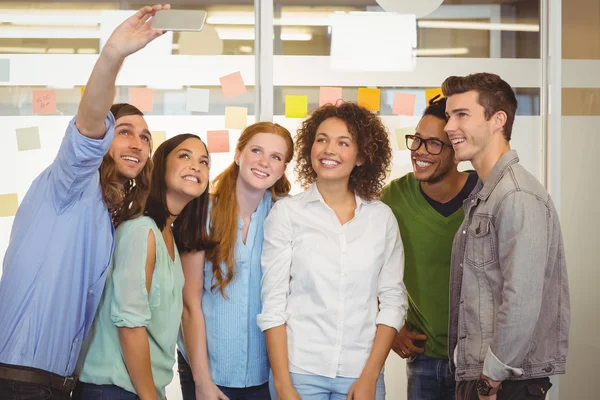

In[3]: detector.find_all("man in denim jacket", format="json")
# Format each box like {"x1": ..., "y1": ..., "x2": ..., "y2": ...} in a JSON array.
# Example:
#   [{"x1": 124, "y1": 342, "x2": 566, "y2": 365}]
[{"x1": 442, "y1": 73, "x2": 570, "y2": 400}]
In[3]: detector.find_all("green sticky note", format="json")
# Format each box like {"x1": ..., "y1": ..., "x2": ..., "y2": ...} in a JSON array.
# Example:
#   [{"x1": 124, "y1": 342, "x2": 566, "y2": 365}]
[
  {"x1": 16, "y1": 126, "x2": 41, "y2": 151},
  {"x1": 0, "y1": 59, "x2": 9, "y2": 82},
  {"x1": 396, "y1": 127, "x2": 415, "y2": 151},
  {"x1": 285, "y1": 95, "x2": 308, "y2": 118}
]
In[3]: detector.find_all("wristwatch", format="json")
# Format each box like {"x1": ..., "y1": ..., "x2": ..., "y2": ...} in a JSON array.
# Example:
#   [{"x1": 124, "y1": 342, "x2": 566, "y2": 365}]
[{"x1": 476, "y1": 375, "x2": 501, "y2": 396}]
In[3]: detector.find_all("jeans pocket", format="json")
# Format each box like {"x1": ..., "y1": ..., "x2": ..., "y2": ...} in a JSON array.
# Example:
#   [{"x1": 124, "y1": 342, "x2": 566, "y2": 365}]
[
  {"x1": 465, "y1": 216, "x2": 496, "y2": 268},
  {"x1": 525, "y1": 378, "x2": 552, "y2": 397},
  {"x1": 16, "y1": 383, "x2": 52, "y2": 400}
]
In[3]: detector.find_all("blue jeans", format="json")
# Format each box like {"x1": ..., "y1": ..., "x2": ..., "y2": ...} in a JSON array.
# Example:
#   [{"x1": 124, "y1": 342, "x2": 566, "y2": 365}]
[
  {"x1": 73, "y1": 382, "x2": 138, "y2": 400},
  {"x1": 406, "y1": 354, "x2": 455, "y2": 400},
  {"x1": 268, "y1": 370, "x2": 385, "y2": 400},
  {"x1": 177, "y1": 351, "x2": 270, "y2": 400}
]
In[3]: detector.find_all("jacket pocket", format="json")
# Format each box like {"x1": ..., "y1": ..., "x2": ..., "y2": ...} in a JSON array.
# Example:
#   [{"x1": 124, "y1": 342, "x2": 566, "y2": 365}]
[{"x1": 465, "y1": 215, "x2": 496, "y2": 268}]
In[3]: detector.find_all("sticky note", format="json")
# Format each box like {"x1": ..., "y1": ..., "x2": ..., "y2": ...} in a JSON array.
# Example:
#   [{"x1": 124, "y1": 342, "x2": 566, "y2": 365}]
[
  {"x1": 80, "y1": 86, "x2": 85, "y2": 96},
  {"x1": 0, "y1": 59, "x2": 9, "y2": 82},
  {"x1": 32, "y1": 90, "x2": 57, "y2": 114},
  {"x1": 129, "y1": 88, "x2": 153, "y2": 112},
  {"x1": 285, "y1": 95, "x2": 308, "y2": 118},
  {"x1": 357, "y1": 88, "x2": 381, "y2": 112},
  {"x1": 152, "y1": 131, "x2": 167, "y2": 151},
  {"x1": 319, "y1": 86, "x2": 343, "y2": 107},
  {"x1": 16, "y1": 127, "x2": 41, "y2": 151},
  {"x1": 207, "y1": 130, "x2": 230, "y2": 153},
  {"x1": 224, "y1": 106, "x2": 248, "y2": 130},
  {"x1": 219, "y1": 72, "x2": 247, "y2": 99},
  {"x1": 393, "y1": 92, "x2": 417, "y2": 116},
  {"x1": 186, "y1": 88, "x2": 210, "y2": 113},
  {"x1": 396, "y1": 127, "x2": 416, "y2": 151},
  {"x1": 0, "y1": 193, "x2": 18, "y2": 217},
  {"x1": 425, "y1": 88, "x2": 444, "y2": 105}
]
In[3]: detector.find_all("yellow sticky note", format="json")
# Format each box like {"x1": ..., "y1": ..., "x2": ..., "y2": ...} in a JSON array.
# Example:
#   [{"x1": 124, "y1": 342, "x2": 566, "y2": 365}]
[
  {"x1": 357, "y1": 88, "x2": 381, "y2": 112},
  {"x1": 0, "y1": 193, "x2": 19, "y2": 217},
  {"x1": 80, "y1": 86, "x2": 85, "y2": 96},
  {"x1": 425, "y1": 88, "x2": 444, "y2": 105},
  {"x1": 225, "y1": 106, "x2": 248, "y2": 130},
  {"x1": 16, "y1": 127, "x2": 41, "y2": 151},
  {"x1": 396, "y1": 127, "x2": 416, "y2": 151},
  {"x1": 285, "y1": 95, "x2": 308, "y2": 118},
  {"x1": 152, "y1": 131, "x2": 167, "y2": 152}
]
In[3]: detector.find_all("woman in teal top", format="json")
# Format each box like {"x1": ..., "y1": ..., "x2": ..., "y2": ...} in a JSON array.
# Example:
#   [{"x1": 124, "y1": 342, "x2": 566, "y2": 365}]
[
  {"x1": 76, "y1": 133, "x2": 213, "y2": 400},
  {"x1": 177, "y1": 122, "x2": 294, "y2": 400}
]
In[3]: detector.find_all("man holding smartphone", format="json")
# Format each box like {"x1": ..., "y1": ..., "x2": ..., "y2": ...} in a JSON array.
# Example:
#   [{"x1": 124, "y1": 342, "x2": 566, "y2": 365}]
[{"x1": 382, "y1": 95, "x2": 478, "y2": 400}]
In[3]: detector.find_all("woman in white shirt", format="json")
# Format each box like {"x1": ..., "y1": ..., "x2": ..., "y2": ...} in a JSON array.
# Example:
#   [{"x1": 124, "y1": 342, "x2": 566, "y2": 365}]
[{"x1": 258, "y1": 102, "x2": 408, "y2": 400}]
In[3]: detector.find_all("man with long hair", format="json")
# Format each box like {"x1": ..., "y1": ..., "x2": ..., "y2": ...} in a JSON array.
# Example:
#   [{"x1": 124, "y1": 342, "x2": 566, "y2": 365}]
[{"x1": 0, "y1": 5, "x2": 169, "y2": 399}]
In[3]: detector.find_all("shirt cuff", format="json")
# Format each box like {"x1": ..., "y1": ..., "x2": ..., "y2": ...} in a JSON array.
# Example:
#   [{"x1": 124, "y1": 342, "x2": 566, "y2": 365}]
[
  {"x1": 482, "y1": 346, "x2": 524, "y2": 381},
  {"x1": 256, "y1": 311, "x2": 291, "y2": 332},
  {"x1": 375, "y1": 307, "x2": 405, "y2": 332}
]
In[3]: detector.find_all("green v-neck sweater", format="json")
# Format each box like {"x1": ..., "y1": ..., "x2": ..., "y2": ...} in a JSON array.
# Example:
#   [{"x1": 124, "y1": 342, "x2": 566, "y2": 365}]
[{"x1": 381, "y1": 173, "x2": 465, "y2": 359}]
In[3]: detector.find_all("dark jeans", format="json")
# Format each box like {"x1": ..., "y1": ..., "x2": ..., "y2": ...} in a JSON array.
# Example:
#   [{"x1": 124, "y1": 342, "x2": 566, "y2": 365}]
[
  {"x1": 73, "y1": 382, "x2": 138, "y2": 400},
  {"x1": 0, "y1": 363, "x2": 73, "y2": 400},
  {"x1": 177, "y1": 351, "x2": 270, "y2": 400},
  {"x1": 456, "y1": 377, "x2": 552, "y2": 400},
  {"x1": 406, "y1": 354, "x2": 455, "y2": 400}
]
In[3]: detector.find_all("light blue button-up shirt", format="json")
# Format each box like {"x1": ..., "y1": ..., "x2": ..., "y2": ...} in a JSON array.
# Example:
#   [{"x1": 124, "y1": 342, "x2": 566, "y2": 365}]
[
  {"x1": 178, "y1": 192, "x2": 273, "y2": 388},
  {"x1": 0, "y1": 115, "x2": 116, "y2": 376}
]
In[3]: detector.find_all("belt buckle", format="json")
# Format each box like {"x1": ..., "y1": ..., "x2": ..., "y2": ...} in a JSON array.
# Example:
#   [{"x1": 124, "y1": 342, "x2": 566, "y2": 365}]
[{"x1": 63, "y1": 376, "x2": 76, "y2": 391}]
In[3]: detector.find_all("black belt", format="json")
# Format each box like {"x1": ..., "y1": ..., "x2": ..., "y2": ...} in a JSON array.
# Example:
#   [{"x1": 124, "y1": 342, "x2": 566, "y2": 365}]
[{"x1": 0, "y1": 363, "x2": 77, "y2": 393}]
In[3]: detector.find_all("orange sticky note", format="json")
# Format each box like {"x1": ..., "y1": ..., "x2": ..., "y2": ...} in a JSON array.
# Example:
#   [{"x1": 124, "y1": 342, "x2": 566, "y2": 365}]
[
  {"x1": 425, "y1": 88, "x2": 444, "y2": 105},
  {"x1": 0, "y1": 193, "x2": 19, "y2": 217},
  {"x1": 219, "y1": 72, "x2": 247, "y2": 99},
  {"x1": 357, "y1": 88, "x2": 381, "y2": 112},
  {"x1": 393, "y1": 92, "x2": 417, "y2": 116},
  {"x1": 207, "y1": 130, "x2": 230, "y2": 153},
  {"x1": 152, "y1": 131, "x2": 167, "y2": 152},
  {"x1": 32, "y1": 90, "x2": 56, "y2": 114},
  {"x1": 319, "y1": 87, "x2": 343, "y2": 106},
  {"x1": 285, "y1": 95, "x2": 308, "y2": 118},
  {"x1": 129, "y1": 88, "x2": 153, "y2": 112}
]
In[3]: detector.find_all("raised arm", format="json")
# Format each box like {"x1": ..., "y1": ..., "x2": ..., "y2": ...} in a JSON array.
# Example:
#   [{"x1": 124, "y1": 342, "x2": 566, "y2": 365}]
[
  {"x1": 257, "y1": 202, "x2": 300, "y2": 400},
  {"x1": 76, "y1": 4, "x2": 169, "y2": 138},
  {"x1": 180, "y1": 251, "x2": 228, "y2": 400}
]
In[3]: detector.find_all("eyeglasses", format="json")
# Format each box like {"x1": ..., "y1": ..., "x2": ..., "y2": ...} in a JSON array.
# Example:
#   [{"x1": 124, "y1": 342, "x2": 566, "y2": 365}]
[{"x1": 405, "y1": 134, "x2": 450, "y2": 156}]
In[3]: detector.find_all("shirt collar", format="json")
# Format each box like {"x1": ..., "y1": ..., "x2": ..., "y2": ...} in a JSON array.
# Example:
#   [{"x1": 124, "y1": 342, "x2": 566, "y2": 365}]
[
  {"x1": 302, "y1": 183, "x2": 371, "y2": 210},
  {"x1": 477, "y1": 149, "x2": 520, "y2": 201}
]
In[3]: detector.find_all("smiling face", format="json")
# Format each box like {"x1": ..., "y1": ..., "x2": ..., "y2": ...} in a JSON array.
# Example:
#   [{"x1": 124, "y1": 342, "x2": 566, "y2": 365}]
[
  {"x1": 235, "y1": 132, "x2": 289, "y2": 192},
  {"x1": 411, "y1": 115, "x2": 457, "y2": 183},
  {"x1": 107, "y1": 114, "x2": 152, "y2": 183},
  {"x1": 310, "y1": 117, "x2": 363, "y2": 185},
  {"x1": 164, "y1": 138, "x2": 210, "y2": 204},
  {"x1": 444, "y1": 90, "x2": 497, "y2": 163}
]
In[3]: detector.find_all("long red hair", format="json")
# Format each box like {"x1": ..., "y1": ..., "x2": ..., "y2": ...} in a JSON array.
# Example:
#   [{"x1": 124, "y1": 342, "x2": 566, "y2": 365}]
[{"x1": 207, "y1": 122, "x2": 294, "y2": 297}]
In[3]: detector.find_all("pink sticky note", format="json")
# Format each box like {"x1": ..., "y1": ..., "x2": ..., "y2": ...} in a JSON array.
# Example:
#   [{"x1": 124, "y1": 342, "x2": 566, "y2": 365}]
[
  {"x1": 129, "y1": 88, "x2": 153, "y2": 112},
  {"x1": 207, "y1": 130, "x2": 230, "y2": 153},
  {"x1": 319, "y1": 87, "x2": 343, "y2": 106},
  {"x1": 32, "y1": 90, "x2": 56, "y2": 114},
  {"x1": 219, "y1": 72, "x2": 247, "y2": 99},
  {"x1": 393, "y1": 92, "x2": 417, "y2": 116}
]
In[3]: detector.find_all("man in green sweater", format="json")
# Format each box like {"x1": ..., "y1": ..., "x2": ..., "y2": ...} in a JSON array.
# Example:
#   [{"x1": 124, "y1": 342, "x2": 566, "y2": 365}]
[{"x1": 381, "y1": 95, "x2": 478, "y2": 400}]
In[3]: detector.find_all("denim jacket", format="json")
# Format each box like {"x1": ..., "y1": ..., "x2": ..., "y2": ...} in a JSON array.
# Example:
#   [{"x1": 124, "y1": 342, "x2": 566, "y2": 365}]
[{"x1": 449, "y1": 150, "x2": 570, "y2": 382}]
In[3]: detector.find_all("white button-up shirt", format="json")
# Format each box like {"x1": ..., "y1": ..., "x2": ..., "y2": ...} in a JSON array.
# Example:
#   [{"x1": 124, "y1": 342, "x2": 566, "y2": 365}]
[{"x1": 257, "y1": 183, "x2": 407, "y2": 378}]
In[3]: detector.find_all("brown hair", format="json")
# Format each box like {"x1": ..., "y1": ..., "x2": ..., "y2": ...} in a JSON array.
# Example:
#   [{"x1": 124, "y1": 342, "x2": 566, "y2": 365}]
[
  {"x1": 441, "y1": 73, "x2": 518, "y2": 141},
  {"x1": 295, "y1": 102, "x2": 392, "y2": 200},
  {"x1": 144, "y1": 134, "x2": 213, "y2": 253},
  {"x1": 207, "y1": 122, "x2": 294, "y2": 297},
  {"x1": 100, "y1": 103, "x2": 153, "y2": 228}
]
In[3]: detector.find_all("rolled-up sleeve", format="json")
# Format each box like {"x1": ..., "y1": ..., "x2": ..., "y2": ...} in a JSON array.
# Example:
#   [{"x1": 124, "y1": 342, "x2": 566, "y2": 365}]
[
  {"x1": 375, "y1": 210, "x2": 408, "y2": 331},
  {"x1": 483, "y1": 191, "x2": 549, "y2": 381},
  {"x1": 50, "y1": 113, "x2": 115, "y2": 213},
  {"x1": 110, "y1": 223, "x2": 155, "y2": 328},
  {"x1": 257, "y1": 200, "x2": 293, "y2": 331}
]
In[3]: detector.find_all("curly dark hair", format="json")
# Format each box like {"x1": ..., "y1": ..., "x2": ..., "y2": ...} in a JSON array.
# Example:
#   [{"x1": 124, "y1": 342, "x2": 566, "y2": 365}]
[{"x1": 294, "y1": 102, "x2": 392, "y2": 200}]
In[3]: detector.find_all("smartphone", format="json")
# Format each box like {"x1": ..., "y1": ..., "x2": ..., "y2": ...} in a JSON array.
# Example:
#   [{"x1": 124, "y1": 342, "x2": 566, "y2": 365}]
[{"x1": 151, "y1": 10, "x2": 207, "y2": 32}]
